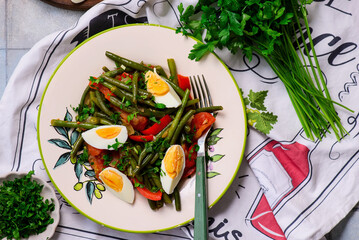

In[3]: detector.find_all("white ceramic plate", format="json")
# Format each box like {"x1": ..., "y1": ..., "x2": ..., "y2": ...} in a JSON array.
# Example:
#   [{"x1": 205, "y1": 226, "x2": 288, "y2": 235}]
[
  {"x1": 37, "y1": 24, "x2": 247, "y2": 233},
  {"x1": 0, "y1": 172, "x2": 60, "y2": 240}
]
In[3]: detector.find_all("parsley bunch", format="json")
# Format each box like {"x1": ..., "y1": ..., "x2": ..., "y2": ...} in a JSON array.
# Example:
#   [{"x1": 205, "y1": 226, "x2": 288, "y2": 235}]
[
  {"x1": 178, "y1": 0, "x2": 350, "y2": 140},
  {"x1": 0, "y1": 171, "x2": 55, "y2": 240}
]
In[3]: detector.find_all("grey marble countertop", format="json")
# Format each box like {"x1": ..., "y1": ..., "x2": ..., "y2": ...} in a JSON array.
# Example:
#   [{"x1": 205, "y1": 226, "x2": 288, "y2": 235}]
[{"x1": 0, "y1": 1, "x2": 357, "y2": 239}]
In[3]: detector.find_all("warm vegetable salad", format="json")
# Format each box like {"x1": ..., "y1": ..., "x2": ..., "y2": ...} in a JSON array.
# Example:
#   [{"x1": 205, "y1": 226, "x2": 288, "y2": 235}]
[{"x1": 50, "y1": 51, "x2": 222, "y2": 210}]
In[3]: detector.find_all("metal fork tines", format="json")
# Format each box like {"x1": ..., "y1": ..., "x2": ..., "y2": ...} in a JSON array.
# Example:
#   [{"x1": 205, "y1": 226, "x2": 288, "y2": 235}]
[
  {"x1": 190, "y1": 75, "x2": 213, "y2": 109},
  {"x1": 190, "y1": 74, "x2": 213, "y2": 157}
]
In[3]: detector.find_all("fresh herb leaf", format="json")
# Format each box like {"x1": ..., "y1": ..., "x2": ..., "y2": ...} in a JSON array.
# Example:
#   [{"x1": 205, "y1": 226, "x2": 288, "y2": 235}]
[
  {"x1": 247, "y1": 110, "x2": 278, "y2": 134},
  {"x1": 248, "y1": 90, "x2": 268, "y2": 111}
]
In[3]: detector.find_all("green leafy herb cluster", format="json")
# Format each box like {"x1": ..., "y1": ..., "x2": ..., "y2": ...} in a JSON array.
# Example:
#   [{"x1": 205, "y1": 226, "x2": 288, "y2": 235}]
[
  {"x1": 177, "y1": 0, "x2": 351, "y2": 140},
  {"x1": 242, "y1": 89, "x2": 278, "y2": 134},
  {"x1": 0, "y1": 171, "x2": 55, "y2": 240}
]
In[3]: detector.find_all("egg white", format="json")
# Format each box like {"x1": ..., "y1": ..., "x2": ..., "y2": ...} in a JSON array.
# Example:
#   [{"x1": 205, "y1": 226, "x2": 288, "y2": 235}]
[
  {"x1": 153, "y1": 83, "x2": 182, "y2": 108},
  {"x1": 146, "y1": 70, "x2": 182, "y2": 108},
  {"x1": 160, "y1": 145, "x2": 186, "y2": 194},
  {"x1": 82, "y1": 125, "x2": 128, "y2": 150},
  {"x1": 99, "y1": 167, "x2": 135, "y2": 204}
]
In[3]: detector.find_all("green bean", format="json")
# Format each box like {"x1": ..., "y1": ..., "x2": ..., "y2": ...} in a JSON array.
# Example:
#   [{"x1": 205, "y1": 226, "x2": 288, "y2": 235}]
[
  {"x1": 102, "y1": 66, "x2": 110, "y2": 72},
  {"x1": 132, "y1": 71, "x2": 139, "y2": 105},
  {"x1": 129, "y1": 157, "x2": 138, "y2": 170},
  {"x1": 106, "y1": 51, "x2": 152, "y2": 72},
  {"x1": 174, "y1": 187, "x2": 181, "y2": 211},
  {"x1": 129, "y1": 148, "x2": 139, "y2": 162},
  {"x1": 136, "y1": 174, "x2": 144, "y2": 183},
  {"x1": 156, "y1": 121, "x2": 173, "y2": 139},
  {"x1": 162, "y1": 192, "x2": 172, "y2": 204},
  {"x1": 143, "y1": 175, "x2": 152, "y2": 190},
  {"x1": 70, "y1": 134, "x2": 84, "y2": 164},
  {"x1": 93, "y1": 112, "x2": 115, "y2": 124},
  {"x1": 167, "y1": 89, "x2": 190, "y2": 141},
  {"x1": 150, "y1": 173, "x2": 162, "y2": 189},
  {"x1": 195, "y1": 106, "x2": 223, "y2": 113},
  {"x1": 101, "y1": 74, "x2": 152, "y2": 99},
  {"x1": 85, "y1": 116, "x2": 100, "y2": 125},
  {"x1": 186, "y1": 99, "x2": 199, "y2": 107},
  {"x1": 51, "y1": 119, "x2": 98, "y2": 129},
  {"x1": 137, "y1": 107, "x2": 172, "y2": 118},
  {"x1": 78, "y1": 85, "x2": 91, "y2": 114},
  {"x1": 137, "y1": 148, "x2": 148, "y2": 166},
  {"x1": 109, "y1": 96, "x2": 137, "y2": 114},
  {"x1": 167, "y1": 58, "x2": 178, "y2": 85},
  {"x1": 101, "y1": 81, "x2": 128, "y2": 102},
  {"x1": 103, "y1": 68, "x2": 127, "y2": 78},
  {"x1": 154, "y1": 65, "x2": 168, "y2": 78},
  {"x1": 148, "y1": 199, "x2": 157, "y2": 210},
  {"x1": 164, "y1": 78, "x2": 185, "y2": 98},
  {"x1": 156, "y1": 199, "x2": 164, "y2": 209},
  {"x1": 95, "y1": 90, "x2": 114, "y2": 117},
  {"x1": 89, "y1": 91, "x2": 100, "y2": 108},
  {"x1": 133, "y1": 152, "x2": 155, "y2": 176},
  {"x1": 148, "y1": 177, "x2": 157, "y2": 192},
  {"x1": 99, "y1": 118, "x2": 113, "y2": 125},
  {"x1": 170, "y1": 109, "x2": 196, "y2": 145}
]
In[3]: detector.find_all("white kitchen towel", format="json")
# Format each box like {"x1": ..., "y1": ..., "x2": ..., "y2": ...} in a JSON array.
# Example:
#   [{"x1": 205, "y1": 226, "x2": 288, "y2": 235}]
[{"x1": 0, "y1": 1, "x2": 358, "y2": 240}]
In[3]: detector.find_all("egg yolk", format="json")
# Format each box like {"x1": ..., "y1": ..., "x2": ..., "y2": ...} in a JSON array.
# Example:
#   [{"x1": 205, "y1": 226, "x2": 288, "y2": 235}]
[
  {"x1": 145, "y1": 71, "x2": 170, "y2": 96},
  {"x1": 96, "y1": 126, "x2": 122, "y2": 139},
  {"x1": 164, "y1": 145, "x2": 184, "y2": 179},
  {"x1": 100, "y1": 169, "x2": 123, "y2": 192}
]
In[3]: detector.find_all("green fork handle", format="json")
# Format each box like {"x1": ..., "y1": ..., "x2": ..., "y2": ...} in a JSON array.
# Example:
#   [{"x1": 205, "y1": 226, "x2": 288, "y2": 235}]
[{"x1": 194, "y1": 155, "x2": 208, "y2": 240}]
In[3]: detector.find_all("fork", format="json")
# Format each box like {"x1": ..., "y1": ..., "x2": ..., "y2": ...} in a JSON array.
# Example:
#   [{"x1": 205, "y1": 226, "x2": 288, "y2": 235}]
[{"x1": 190, "y1": 75, "x2": 213, "y2": 240}]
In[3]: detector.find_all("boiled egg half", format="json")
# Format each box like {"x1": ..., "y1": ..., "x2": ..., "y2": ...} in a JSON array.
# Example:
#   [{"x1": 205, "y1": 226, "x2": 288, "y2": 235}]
[
  {"x1": 82, "y1": 125, "x2": 128, "y2": 150},
  {"x1": 145, "y1": 70, "x2": 181, "y2": 108},
  {"x1": 99, "y1": 167, "x2": 135, "y2": 204},
  {"x1": 160, "y1": 145, "x2": 186, "y2": 194}
]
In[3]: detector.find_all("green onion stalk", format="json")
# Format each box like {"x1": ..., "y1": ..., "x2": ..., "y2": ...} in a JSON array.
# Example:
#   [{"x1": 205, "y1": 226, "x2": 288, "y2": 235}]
[{"x1": 177, "y1": 0, "x2": 352, "y2": 141}]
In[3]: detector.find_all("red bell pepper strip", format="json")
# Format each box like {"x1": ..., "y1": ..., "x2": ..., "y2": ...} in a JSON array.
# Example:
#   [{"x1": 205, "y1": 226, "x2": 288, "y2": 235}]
[
  {"x1": 132, "y1": 179, "x2": 162, "y2": 201},
  {"x1": 141, "y1": 114, "x2": 172, "y2": 135},
  {"x1": 129, "y1": 135, "x2": 154, "y2": 142},
  {"x1": 177, "y1": 74, "x2": 191, "y2": 91}
]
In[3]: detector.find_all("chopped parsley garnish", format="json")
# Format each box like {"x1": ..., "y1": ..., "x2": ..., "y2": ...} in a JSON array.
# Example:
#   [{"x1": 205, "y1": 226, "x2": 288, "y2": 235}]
[
  {"x1": 103, "y1": 154, "x2": 112, "y2": 166},
  {"x1": 89, "y1": 76, "x2": 104, "y2": 85},
  {"x1": 78, "y1": 148, "x2": 89, "y2": 164},
  {"x1": 0, "y1": 171, "x2": 55, "y2": 240},
  {"x1": 149, "y1": 116, "x2": 161, "y2": 124},
  {"x1": 107, "y1": 138, "x2": 123, "y2": 151},
  {"x1": 127, "y1": 112, "x2": 138, "y2": 122},
  {"x1": 74, "y1": 104, "x2": 95, "y2": 122},
  {"x1": 110, "y1": 113, "x2": 120, "y2": 124},
  {"x1": 155, "y1": 103, "x2": 166, "y2": 109}
]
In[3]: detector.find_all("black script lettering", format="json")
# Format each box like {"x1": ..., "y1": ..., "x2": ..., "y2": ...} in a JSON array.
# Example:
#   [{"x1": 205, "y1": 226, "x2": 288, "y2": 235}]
[
  {"x1": 209, "y1": 218, "x2": 230, "y2": 239},
  {"x1": 297, "y1": 28, "x2": 357, "y2": 66},
  {"x1": 313, "y1": 0, "x2": 352, "y2": 15},
  {"x1": 328, "y1": 42, "x2": 357, "y2": 66},
  {"x1": 232, "y1": 230, "x2": 243, "y2": 240}
]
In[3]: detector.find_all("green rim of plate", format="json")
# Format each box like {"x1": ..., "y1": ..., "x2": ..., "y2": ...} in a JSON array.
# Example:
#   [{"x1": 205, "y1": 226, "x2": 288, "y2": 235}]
[{"x1": 37, "y1": 23, "x2": 248, "y2": 233}]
